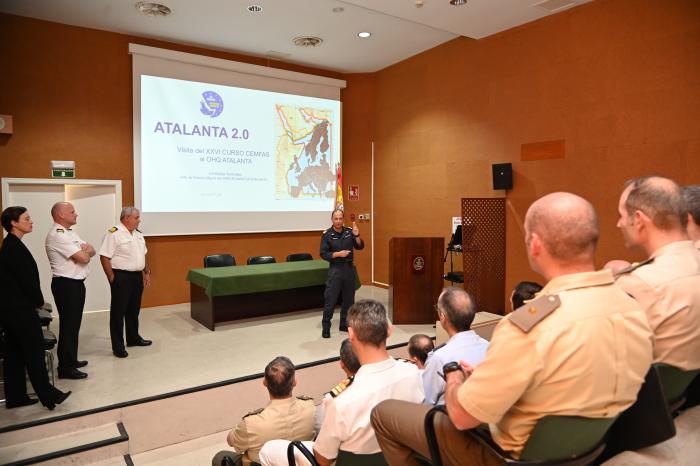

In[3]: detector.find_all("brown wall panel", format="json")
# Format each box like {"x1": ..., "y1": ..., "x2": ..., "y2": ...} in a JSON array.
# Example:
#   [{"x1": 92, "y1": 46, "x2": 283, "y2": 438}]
[
  {"x1": 0, "y1": 14, "x2": 352, "y2": 308},
  {"x1": 372, "y1": 0, "x2": 700, "y2": 310}
]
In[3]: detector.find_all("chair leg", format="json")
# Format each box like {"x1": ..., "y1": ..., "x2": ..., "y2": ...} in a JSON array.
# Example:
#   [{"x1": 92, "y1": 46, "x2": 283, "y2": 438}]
[{"x1": 45, "y1": 350, "x2": 55, "y2": 386}]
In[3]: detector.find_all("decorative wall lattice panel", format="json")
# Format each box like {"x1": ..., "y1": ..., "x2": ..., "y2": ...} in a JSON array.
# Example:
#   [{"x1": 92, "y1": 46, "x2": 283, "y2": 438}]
[{"x1": 461, "y1": 198, "x2": 506, "y2": 315}]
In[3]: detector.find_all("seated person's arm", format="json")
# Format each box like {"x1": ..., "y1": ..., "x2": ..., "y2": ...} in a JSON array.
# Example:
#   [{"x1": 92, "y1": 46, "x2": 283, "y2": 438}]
[
  {"x1": 227, "y1": 419, "x2": 250, "y2": 453},
  {"x1": 444, "y1": 365, "x2": 482, "y2": 430},
  {"x1": 313, "y1": 449, "x2": 334, "y2": 466}
]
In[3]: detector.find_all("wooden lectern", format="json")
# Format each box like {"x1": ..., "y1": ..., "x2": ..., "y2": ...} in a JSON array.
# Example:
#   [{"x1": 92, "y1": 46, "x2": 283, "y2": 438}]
[{"x1": 389, "y1": 237, "x2": 444, "y2": 324}]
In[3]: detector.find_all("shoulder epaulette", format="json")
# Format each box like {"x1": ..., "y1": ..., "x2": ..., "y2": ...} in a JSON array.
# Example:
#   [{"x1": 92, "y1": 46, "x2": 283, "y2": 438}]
[
  {"x1": 431, "y1": 343, "x2": 446, "y2": 353},
  {"x1": 508, "y1": 294, "x2": 561, "y2": 333},
  {"x1": 296, "y1": 395, "x2": 314, "y2": 401},
  {"x1": 108, "y1": 226, "x2": 118, "y2": 233},
  {"x1": 55, "y1": 228, "x2": 64, "y2": 233},
  {"x1": 614, "y1": 257, "x2": 654, "y2": 278},
  {"x1": 396, "y1": 357, "x2": 415, "y2": 365},
  {"x1": 242, "y1": 407, "x2": 264, "y2": 419},
  {"x1": 327, "y1": 376, "x2": 354, "y2": 398}
]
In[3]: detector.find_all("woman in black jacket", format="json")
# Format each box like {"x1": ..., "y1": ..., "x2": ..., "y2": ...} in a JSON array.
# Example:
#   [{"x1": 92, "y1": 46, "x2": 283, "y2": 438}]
[{"x1": 1, "y1": 206, "x2": 70, "y2": 410}]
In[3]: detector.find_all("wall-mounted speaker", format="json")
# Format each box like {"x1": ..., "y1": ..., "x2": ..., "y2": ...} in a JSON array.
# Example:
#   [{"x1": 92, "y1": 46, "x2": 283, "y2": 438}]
[{"x1": 492, "y1": 163, "x2": 512, "y2": 190}]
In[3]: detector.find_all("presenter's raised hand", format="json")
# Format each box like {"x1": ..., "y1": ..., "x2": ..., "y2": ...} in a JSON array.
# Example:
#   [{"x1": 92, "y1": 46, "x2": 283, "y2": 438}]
[{"x1": 352, "y1": 221, "x2": 360, "y2": 237}]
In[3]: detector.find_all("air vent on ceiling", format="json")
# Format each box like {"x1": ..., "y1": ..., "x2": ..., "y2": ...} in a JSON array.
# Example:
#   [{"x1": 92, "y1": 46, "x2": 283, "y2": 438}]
[
  {"x1": 135, "y1": 2, "x2": 172, "y2": 17},
  {"x1": 247, "y1": 5, "x2": 263, "y2": 13},
  {"x1": 293, "y1": 36, "x2": 323, "y2": 48},
  {"x1": 534, "y1": 0, "x2": 576, "y2": 13}
]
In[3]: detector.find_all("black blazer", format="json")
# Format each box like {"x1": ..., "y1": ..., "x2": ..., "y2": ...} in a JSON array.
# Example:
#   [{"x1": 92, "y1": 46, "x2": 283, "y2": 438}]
[{"x1": 0, "y1": 233, "x2": 44, "y2": 312}]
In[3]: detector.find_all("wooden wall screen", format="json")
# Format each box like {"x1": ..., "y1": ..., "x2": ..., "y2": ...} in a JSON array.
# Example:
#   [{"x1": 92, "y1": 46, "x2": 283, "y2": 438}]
[{"x1": 461, "y1": 198, "x2": 506, "y2": 315}]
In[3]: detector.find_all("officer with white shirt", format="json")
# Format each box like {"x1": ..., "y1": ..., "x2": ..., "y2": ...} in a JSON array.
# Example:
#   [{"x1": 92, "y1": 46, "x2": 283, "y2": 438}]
[
  {"x1": 45, "y1": 202, "x2": 96, "y2": 379},
  {"x1": 99, "y1": 206, "x2": 152, "y2": 358}
]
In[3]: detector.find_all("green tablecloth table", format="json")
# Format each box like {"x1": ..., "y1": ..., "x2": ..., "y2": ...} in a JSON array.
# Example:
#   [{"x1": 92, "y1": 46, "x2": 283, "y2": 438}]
[{"x1": 187, "y1": 260, "x2": 359, "y2": 330}]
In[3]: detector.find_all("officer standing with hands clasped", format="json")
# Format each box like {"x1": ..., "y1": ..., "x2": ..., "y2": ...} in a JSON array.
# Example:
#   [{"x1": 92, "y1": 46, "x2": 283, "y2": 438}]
[
  {"x1": 99, "y1": 207, "x2": 152, "y2": 358},
  {"x1": 319, "y1": 209, "x2": 364, "y2": 338}
]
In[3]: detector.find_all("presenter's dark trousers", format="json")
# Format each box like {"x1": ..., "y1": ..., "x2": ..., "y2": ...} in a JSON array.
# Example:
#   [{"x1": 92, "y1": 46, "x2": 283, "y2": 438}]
[
  {"x1": 109, "y1": 270, "x2": 143, "y2": 351},
  {"x1": 322, "y1": 262, "x2": 355, "y2": 332},
  {"x1": 1, "y1": 309, "x2": 63, "y2": 406},
  {"x1": 51, "y1": 276, "x2": 86, "y2": 370}
]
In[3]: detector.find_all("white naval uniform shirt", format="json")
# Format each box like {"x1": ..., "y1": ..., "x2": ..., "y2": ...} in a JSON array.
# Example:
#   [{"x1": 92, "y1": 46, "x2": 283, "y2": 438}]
[
  {"x1": 98, "y1": 223, "x2": 147, "y2": 271},
  {"x1": 314, "y1": 357, "x2": 424, "y2": 458},
  {"x1": 45, "y1": 223, "x2": 89, "y2": 279}
]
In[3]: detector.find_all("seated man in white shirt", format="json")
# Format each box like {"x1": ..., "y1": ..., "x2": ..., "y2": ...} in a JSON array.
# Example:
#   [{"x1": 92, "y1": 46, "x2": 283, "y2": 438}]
[
  {"x1": 423, "y1": 287, "x2": 489, "y2": 405},
  {"x1": 259, "y1": 299, "x2": 424, "y2": 466}
]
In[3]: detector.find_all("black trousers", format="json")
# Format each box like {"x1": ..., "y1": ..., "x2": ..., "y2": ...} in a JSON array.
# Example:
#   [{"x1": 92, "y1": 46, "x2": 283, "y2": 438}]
[
  {"x1": 109, "y1": 270, "x2": 143, "y2": 351},
  {"x1": 1, "y1": 310, "x2": 62, "y2": 406},
  {"x1": 51, "y1": 276, "x2": 86, "y2": 370},
  {"x1": 322, "y1": 262, "x2": 355, "y2": 331}
]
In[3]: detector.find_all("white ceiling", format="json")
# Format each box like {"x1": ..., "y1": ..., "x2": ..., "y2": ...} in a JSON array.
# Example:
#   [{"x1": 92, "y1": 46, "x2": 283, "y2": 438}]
[{"x1": 0, "y1": 0, "x2": 592, "y2": 73}]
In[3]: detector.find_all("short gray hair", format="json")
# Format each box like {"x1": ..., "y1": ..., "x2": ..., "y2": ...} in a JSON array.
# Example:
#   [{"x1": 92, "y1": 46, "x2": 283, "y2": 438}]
[
  {"x1": 683, "y1": 185, "x2": 700, "y2": 226},
  {"x1": 624, "y1": 176, "x2": 687, "y2": 230},
  {"x1": 120, "y1": 206, "x2": 140, "y2": 220},
  {"x1": 347, "y1": 299, "x2": 389, "y2": 347},
  {"x1": 438, "y1": 287, "x2": 476, "y2": 331}
]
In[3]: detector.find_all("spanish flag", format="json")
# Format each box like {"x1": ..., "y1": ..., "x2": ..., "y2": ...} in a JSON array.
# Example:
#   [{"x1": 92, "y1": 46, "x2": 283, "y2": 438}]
[{"x1": 335, "y1": 165, "x2": 344, "y2": 211}]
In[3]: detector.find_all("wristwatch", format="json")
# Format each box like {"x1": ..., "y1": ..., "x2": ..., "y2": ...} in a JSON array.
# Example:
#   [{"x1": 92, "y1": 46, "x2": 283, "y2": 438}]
[{"x1": 442, "y1": 361, "x2": 463, "y2": 378}]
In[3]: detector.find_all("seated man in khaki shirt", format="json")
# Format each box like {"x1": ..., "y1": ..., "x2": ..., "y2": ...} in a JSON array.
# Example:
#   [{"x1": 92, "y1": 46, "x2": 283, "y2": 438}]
[
  {"x1": 683, "y1": 184, "x2": 700, "y2": 249},
  {"x1": 615, "y1": 176, "x2": 700, "y2": 371},
  {"x1": 370, "y1": 192, "x2": 654, "y2": 466},
  {"x1": 212, "y1": 357, "x2": 315, "y2": 466}
]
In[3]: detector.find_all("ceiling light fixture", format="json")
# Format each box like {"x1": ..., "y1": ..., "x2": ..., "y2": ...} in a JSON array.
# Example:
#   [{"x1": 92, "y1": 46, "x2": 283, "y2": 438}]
[
  {"x1": 293, "y1": 36, "x2": 323, "y2": 47},
  {"x1": 247, "y1": 5, "x2": 263, "y2": 13},
  {"x1": 450, "y1": 0, "x2": 468, "y2": 5},
  {"x1": 135, "y1": 2, "x2": 172, "y2": 17},
  {"x1": 358, "y1": 31, "x2": 371, "y2": 38}
]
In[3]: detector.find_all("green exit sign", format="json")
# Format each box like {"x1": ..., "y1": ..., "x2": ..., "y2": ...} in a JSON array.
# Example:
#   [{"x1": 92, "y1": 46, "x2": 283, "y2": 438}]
[{"x1": 52, "y1": 168, "x2": 75, "y2": 178}]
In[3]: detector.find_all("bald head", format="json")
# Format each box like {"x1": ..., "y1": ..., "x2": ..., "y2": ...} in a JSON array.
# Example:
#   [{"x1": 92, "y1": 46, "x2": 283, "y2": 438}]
[
  {"x1": 623, "y1": 176, "x2": 687, "y2": 231},
  {"x1": 51, "y1": 202, "x2": 70, "y2": 220},
  {"x1": 525, "y1": 192, "x2": 599, "y2": 262},
  {"x1": 51, "y1": 202, "x2": 78, "y2": 228}
]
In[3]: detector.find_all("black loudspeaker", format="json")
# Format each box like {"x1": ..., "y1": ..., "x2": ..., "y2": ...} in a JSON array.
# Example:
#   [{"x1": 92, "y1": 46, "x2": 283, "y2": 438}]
[{"x1": 492, "y1": 163, "x2": 513, "y2": 190}]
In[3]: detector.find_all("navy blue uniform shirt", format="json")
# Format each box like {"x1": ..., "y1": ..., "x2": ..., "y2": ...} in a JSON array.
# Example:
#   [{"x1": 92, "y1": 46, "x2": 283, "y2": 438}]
[{"x1": 320, "y1": 226, "x2": 365, "y2": 264}]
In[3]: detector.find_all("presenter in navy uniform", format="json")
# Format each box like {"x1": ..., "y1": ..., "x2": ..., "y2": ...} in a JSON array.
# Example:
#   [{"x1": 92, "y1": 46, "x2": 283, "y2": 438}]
[
  {"x1": 99, "y1": 207, "x2": 152, "y2": 358},
  {"x1": 45, "y1": 202, "x2": 95, "y2": 379},
  {"x1": 319, "y1": 209, "x2": 364, "y2": 338}
]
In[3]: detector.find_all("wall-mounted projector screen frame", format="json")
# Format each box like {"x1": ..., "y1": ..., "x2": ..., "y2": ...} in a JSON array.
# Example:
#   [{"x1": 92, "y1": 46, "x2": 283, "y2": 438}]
[{"x1": 130, "y1": 44, "x2": 346, "y2": 236}]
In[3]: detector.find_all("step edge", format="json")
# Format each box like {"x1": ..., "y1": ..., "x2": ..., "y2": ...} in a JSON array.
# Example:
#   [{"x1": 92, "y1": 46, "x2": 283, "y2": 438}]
[{"x1": 1, "y1": 422, "x2": 129, "y2": 466}]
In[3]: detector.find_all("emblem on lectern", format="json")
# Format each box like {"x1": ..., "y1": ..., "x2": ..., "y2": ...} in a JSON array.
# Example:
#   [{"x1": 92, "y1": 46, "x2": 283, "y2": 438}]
[{"x1": 412, "y1": 255, "x2": 425, "y2": 273}]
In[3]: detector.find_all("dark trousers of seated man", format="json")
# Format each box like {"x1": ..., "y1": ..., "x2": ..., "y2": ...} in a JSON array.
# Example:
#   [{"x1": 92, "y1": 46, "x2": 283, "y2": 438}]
[
  {"x1": 110, "y1": 270, "x2": 143, "y2": 351},
  {"x1": 322, "y1": 262, "x2": 355, "y2": 332},
  {"x1": 371, "y1": 400, "x2": 502, "y2": 466},
  {"x1": 212, "y1": 451, "x2": 261, "y2": 466},
  {"x1": 51, "y1": 276, "x2": 86, "y2": 371}
]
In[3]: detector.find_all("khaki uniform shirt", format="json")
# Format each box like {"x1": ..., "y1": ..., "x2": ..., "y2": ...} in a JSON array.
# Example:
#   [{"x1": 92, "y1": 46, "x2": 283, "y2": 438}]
[
  {"x1": 228, "y1": 396, "x2": 315, "y2": 465},
  {"x1": 98, "y1": 223, "x2": 147, "y2": 271},
  {"x1": 45, "y1": 223, "x2": 90, "y2": 279},
  {"x1": 615, "y1": 240, "x2": 700, "y2": 371},
  {"x1": 458, "y1": 270, "x2": 653, "y2": 458}
]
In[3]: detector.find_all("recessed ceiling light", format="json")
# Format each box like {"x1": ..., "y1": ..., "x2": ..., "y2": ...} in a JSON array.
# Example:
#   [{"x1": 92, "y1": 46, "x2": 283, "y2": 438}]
[
  {"x1": 293, "y1": 36, "x2": 323, "y2": 47},
  {"x1": 450, "y1": 0, "x2": 468, "y2": 5},
  {"x1": 358, "y1": 31, "x2": 371, "y2": 38},
  {"x1": 135, "y1": 2, "x2": 172, "y2": 17},
  {"x1": 247, "y1": 5, "x2": 262, "y2": 13},
  {"x1": 332, "y1": 7, "x2": 344, "y2": 13}
]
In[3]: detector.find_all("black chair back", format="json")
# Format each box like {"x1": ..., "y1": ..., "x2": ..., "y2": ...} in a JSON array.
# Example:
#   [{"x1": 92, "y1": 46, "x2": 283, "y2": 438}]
[
  {"x1": 286, "y1": 253, "x2": 313, "y2": 262},
  {"x1": 247, "y1": 256, "x2": 276, "y2": 265},
  {"x1": 204, "y1": 254, "x2": 235, "y2": 268},
  {"x1": 600, "y1": 364, "x2": 676, "y2": 461}
]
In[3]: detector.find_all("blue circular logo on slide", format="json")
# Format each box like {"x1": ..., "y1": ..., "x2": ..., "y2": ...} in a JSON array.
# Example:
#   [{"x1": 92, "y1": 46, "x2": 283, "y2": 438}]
[{"x1": 200, "y1": 91, "x2": 224, "y2": 117}]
